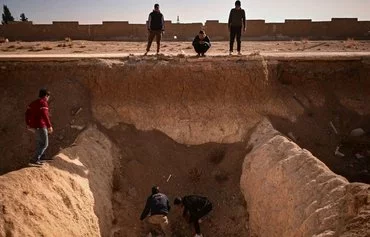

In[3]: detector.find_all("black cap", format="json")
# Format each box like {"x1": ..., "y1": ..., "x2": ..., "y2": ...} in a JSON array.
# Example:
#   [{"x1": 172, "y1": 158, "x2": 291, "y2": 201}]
[
  {"x1": 154, "y1": 4, "x2": 159, "y2": 9},
  {"x1": 235, "y1": 1, "x2": 241, "y2": 6},
  {"x1": 199, "y1": 30, "x2": 205, "y2": 34}
]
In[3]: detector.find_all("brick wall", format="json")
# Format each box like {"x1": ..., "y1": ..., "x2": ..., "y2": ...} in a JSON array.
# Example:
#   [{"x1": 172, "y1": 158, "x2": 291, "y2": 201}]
[{"x1": 0, "y1": 18, "x2": 369, "y2": 41}]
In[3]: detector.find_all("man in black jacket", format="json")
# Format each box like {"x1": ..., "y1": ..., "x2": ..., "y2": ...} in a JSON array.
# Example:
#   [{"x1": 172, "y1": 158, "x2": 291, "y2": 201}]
[
  {"x1": 140, "y1": 186, "x2": 171, "y2": 236},
  {"x1": 228, "y1": 0, "x2": 246, "y2": 55},
  {"x1": 174, "y1": 195, "x2": 213, "y2": 237},
  {"x1": 192, "y1": 30, "x2": 211, "y2": 57},
  {"x1": 145, "y1": 3, "x2": 165, "y2": 55}
]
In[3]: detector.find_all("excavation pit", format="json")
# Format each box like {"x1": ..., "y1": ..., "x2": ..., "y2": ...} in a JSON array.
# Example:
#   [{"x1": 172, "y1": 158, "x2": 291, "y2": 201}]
[{"x1": 0, "y1": 55, "x2": 369, "y2": 237}]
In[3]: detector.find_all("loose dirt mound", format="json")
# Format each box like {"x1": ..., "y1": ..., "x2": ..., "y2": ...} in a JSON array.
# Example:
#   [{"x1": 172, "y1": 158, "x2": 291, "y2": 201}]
[
  {"x1": 241, "y1": 120, "x2": 370, "y2": 237},
  {"x1": 0, "y1": 127, "x2": 115, "y2": 237}
]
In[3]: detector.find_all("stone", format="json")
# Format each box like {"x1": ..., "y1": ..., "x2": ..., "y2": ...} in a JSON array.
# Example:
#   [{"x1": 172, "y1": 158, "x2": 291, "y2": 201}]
[
  {"x1": 350, "y1": 128, "x2": 365, "y2": 137},
  {"x1": 70, "y1": 125, "x2": 85, "y2": 131}
]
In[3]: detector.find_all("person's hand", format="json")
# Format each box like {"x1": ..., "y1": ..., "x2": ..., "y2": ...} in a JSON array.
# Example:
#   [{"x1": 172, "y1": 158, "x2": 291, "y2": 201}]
[
  {"x1": 243, "y1": 27, "x2": 246, "y2": 32},
  {"x1": 162, "y1": 31, "x2": 165, "y2": 35},
  {"x1": 48, "y1": 127, "x2": 53, "y2": 134}
]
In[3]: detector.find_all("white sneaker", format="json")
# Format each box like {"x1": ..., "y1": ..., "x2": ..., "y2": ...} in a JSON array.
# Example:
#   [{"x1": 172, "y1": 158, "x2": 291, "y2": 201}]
[
  {"x1": 229, "y1": 51, "x2": 233, "y2": 56},
  {"x1": 237, "y1": 51, "x2": 242, "y2": 55},
  {"x1": 194, "y1": 234, "x2": 203, "y2": 237}
]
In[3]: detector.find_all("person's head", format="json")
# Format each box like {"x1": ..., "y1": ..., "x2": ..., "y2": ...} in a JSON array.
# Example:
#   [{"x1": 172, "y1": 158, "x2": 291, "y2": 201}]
[
  {"x1": 152, "y1": 186, "x2": 160, "y2": 195},
  {"x1": 174, "y1": 197, "x2": 183, "y2": 207},
  {"x1": 198, "y1": 30, "x2": 206, "y2": 39},
  {"x1": 39, "y1": 88, "x2": 50, "y2": 101},
  {"x1": 235, "y1": 0, "x2": 241, "y2": 9},
  {"x1": 154, "y1": 4, "x2": 160, "y2": 11}
]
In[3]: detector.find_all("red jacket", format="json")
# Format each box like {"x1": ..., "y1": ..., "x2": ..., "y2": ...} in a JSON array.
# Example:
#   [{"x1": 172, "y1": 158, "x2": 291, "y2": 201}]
[{"x1": 25, "y1": 97, "x2": 52, "y2": 129}]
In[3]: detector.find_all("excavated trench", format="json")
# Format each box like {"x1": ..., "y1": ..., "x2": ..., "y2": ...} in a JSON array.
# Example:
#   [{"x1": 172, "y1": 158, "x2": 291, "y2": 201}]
[{"x1": 0, "y1": 56, "x2": 369, "y2": 237}]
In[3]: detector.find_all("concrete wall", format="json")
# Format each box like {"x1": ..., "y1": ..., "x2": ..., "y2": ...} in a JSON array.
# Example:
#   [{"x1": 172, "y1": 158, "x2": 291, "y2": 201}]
[{"x1": 0, "y1": 18, "x2": 369, "y2": 41}]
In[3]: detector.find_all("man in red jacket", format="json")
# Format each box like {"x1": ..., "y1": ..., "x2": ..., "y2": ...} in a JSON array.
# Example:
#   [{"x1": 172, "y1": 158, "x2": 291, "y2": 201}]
[{"x1": 25, "y1": 89, "x2": 53, "y2": 165}]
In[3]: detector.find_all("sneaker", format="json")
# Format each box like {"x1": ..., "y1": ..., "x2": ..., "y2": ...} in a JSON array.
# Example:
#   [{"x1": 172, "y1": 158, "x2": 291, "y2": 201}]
[
  {"x1": 194, "y1": 234, "x2": 203, "y2": 237},
  {"x1": 237, "y1": 51, "x2": 242, "y2": 56},
  {"x1": 229, "y1": 51, "x2": 233, "y2": 56},
  {"x1": 29, "y1": 160, "x2": 44, "y2": 166},
  {"x1": 144, "y1": 51, "x2": 149, "y2": 56}
]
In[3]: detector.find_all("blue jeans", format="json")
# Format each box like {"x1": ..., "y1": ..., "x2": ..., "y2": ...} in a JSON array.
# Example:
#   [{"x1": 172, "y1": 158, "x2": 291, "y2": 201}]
[{"x1": 34, "y1": 128, "x2": 48, "y2": 162}]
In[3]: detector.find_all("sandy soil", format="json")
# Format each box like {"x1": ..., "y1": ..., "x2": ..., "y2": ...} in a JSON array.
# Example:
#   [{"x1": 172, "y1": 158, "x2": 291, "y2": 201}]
[{"x1": 0, "y1": 40, "x2": 369, "y2": 56}]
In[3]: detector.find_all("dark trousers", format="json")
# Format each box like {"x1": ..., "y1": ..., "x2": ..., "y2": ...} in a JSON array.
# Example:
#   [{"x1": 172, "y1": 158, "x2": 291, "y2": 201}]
[
  {"x1": 193, "y1": 43, "x2": 210, "y2": 54},
  {"x1": 229, "y1": 26, "x2": 242, "y2": 52},
  {"x1": 146, "y1": 30, "x2": 162, "y2": 52},
  {"x1": 190, "y1": 202, "x2": 213, "y2": 234},
  {"x1": 33, "y1": 128, "x2": 48, "y2": 162}
]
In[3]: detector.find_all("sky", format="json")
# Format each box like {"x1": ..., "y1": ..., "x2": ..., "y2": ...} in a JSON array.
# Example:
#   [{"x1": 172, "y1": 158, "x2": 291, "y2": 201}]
[{"x1": 1, "y1": 0, "x2": 370, "y2": 24}]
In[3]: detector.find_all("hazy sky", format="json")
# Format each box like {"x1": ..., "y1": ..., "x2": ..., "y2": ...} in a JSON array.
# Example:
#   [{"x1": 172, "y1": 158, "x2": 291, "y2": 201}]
[{"x1": 1, "y1": 0, "x2": 370, "y2": 24}]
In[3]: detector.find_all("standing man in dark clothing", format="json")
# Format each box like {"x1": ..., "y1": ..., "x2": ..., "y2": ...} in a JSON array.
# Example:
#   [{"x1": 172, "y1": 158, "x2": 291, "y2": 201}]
[
  {"x1": 25, "y1": 88, "x2": 53, "y2": 165},
  {"x1": 140, "y1": 186, "x2": 171, "y2": 236},
  {"x1": 192, "y1": 30, "x2": 211, "y2": 57},
  {"x1": 228, "y1": 0, "x2": 246, "y2": 55},
  {"x1": 145, "y1": 3, "x2": 165, "y2": 55},
  {"x1": 174, "y1": 195, "x2": 213, "y2": 237}
]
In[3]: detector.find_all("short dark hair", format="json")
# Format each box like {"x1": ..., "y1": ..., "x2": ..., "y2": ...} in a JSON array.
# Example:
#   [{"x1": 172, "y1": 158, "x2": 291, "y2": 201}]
[
  {"x1": 174, "y1": 197, "x2": 182, "y2": 205},
  {"x1": 152, "y1": 186, "x2": 159, "y2": 194},
  {"x1": 235, "y1": 1, "x2": 241, "y2": 7},
  {"x1": 39, "y1": 88, "x2": 50, "y2": 98},
  {"x1": 154, "y1": 4, "x2": 159, "y2": 9},
  {"x1": 199, "y1": 30, "x2": 205, "y2": 34}
]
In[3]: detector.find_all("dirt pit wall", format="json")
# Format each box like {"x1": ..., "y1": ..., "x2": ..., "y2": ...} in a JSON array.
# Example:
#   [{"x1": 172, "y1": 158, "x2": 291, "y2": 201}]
[{"x1": 241, "y1": 119, "x2": 370, "y2": 237}]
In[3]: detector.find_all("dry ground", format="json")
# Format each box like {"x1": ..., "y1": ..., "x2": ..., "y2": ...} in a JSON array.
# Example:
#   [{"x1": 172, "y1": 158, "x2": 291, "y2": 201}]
[{"x1": 0, "y1": 40, "x2": 369, "y2": 56}]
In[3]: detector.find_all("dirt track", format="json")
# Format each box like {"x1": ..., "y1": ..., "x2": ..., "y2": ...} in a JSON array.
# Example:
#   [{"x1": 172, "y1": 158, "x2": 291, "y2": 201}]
[{"x1": 0, "y1": 54, "x2": 369, "y2": 236}]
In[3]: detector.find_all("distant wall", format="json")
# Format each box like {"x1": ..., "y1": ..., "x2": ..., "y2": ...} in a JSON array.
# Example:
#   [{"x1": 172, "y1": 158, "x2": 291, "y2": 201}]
[{"x1": 0, "y1": 18, "x2": 369, "y2": 41}]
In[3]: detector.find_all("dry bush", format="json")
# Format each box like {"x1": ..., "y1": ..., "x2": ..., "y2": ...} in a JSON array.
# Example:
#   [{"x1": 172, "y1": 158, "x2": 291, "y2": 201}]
[
  {"x1": 344, "y1": 38, "x2": 358, "y2": 49},
  {"x1": 64, "y1": 37, "x2": 72, "y2": 42}
]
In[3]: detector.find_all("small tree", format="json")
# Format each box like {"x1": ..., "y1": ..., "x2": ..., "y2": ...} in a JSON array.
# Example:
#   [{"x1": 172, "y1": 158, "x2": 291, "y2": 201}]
[
  {"x1": 20, "y1": 13, "x2": 28, "y2": 22},
  {"x1": 2, "y1": 5, "x2": 15, "y2": 24}
]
